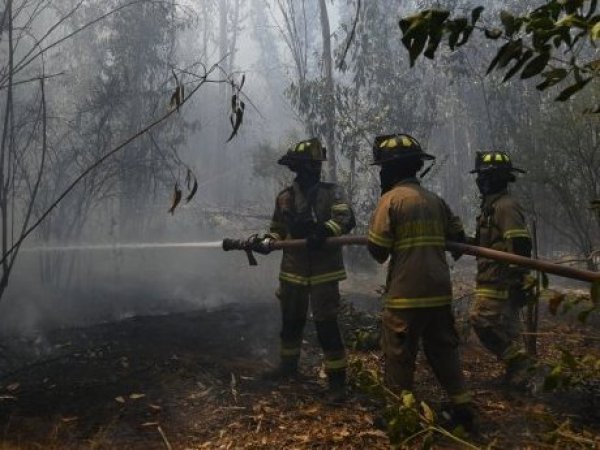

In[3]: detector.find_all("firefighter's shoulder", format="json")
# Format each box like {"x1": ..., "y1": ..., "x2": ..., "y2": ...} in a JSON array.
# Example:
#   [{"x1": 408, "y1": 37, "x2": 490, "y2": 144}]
[
  {"x1": 494, "y1": 193, "x2": 522, "y2": 211},
  {"x1": 275, "y1": 185, "x2": 294, "y2": 199}
]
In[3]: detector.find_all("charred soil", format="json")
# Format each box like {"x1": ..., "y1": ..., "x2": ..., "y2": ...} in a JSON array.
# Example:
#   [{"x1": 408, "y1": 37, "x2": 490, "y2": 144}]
[{"x1": 0, "y1": 286, "x2": 599, "y2": 449}]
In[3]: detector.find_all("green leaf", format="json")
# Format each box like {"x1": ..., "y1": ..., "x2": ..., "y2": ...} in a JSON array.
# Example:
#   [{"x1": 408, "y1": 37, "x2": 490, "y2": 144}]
[
  {"x1": 521, "y1": 52, "x2": 551, "y2": 79},
  {"x1": 503, "y1": 50, "x2": 534, "y2": 82},
  {"x1": 484, "y1": 28, "x2": 503, "y2": 39},
  {"x1": 400, "y1": 15, "x2": 430, "y2": 67},
  {"x1": 555, "y1": 77, "x2": 592, "y2": 101},
  {"x1": 535, "y1": 68, "x2": 569, "y2": 90},
  {"x1": 542, "y1": 272, "x2": 549, "y2": 289},
  {"x1": 471, "y1": 6, "x2": 484, "y2": 25},
  {"x1": 487, "y1": 39, "x2": 522, "y2": 74},
  {"x1": 585, "y1": 0, "x2": 598, "y2": 19},
  {"x1": 591, "y1": 21, "x2": 600, "y2": 40},
  {"x1": 497, "y1": 39, "x2": 523, "y2": 69},
  {"x1": 500, "y1": 10, "x2": 518, "y2": 36}
]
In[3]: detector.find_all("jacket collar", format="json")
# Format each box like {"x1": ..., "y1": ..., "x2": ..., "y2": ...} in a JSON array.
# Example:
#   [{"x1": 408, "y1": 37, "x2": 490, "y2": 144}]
[
  {"x1": 481, "y1": 189, "x2": 508, "y2": 209},
  {"x1": 392, "y1": 177, "x2": 421, "y2": 189}
]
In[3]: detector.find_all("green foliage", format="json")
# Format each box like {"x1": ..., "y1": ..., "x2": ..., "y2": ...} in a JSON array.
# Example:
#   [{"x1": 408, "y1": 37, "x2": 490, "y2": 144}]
[
  {"x1": 350, "y1": 359, "x2": 479, "y2": 448},
  {"x1": 398, "y1": 1, "x2": 600, "y2": 108}
]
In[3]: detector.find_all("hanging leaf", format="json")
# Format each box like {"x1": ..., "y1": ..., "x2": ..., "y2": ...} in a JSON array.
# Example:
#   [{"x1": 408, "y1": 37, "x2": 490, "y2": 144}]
[
  {"x1": 497, "y1": 39, "x2": 523, "y2": 70},
  {"x1": 471, "y1": 6, "x2": 484, "y2": 25},
  {"x1": 503, "y1": 50, "x2": 534, "y2": 82},
  {"x1": 555, "y1": 77, "x2": 592, "y2": 101},
  {"x1": 520, "y1": 51, "x2": 551, "y2": 79},
  {"x1": 185, "y1": 168, "x2": 192, "y2": 190},
  {"x1": 500, "y1": 10, "x2": 518, "y2": 36},
  {"x1": 542, "y1": 272, "x2": 549, "y2": 289},
  {"x1": 484, "y1": 28, "x2": 503, "y2": 39},
  {"x1": 226, "y1": 106, "x2": 244, "y2": 142},
  {"x1": 239, "y1": 73, "x2": 246, "y2": 90},
  {"x1": 186, "y1": 179, "x2": 198, "y2": 203},
  {"x1": 535, "y1": 68, "x2": 569, "y2": 90},
  {"x1": 170, "y1": 86, "x2": 181, "y2": 111},
  {"x1": 231, "y1": 94, "x2": 237, "y2": 112},
  {"x1": 168, "y1": 183, "x2": 182, "y2": 215},
  {"x1": 180, "y1": 83, "x2": 185, "y2": 103},
  {"x1": 488, "y1": 40, "x2": 519, "y2": 74}
]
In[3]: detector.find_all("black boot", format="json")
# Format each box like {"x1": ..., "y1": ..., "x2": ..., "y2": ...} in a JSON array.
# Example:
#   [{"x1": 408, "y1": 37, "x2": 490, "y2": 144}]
[
  {"x1": 262, "y1": 359, "x2": 299, "y2": 381},
  {"x1": 326, "y1": 370, "x2": 347, "y2": 404},
  {"x1": 450, "y1": 403, "x2": 478, "y2": 435}
]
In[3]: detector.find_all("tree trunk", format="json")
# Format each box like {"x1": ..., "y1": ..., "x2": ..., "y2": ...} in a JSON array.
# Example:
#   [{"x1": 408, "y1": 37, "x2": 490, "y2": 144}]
[{"x1": 318, "y1": 0, "x2": 336, "y2": 183}]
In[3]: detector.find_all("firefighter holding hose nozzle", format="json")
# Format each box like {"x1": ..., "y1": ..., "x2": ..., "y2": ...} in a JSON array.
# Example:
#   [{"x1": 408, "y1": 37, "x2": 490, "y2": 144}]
[{"x1": 247, "y1": 138, "x2": 355, "y2": 403}]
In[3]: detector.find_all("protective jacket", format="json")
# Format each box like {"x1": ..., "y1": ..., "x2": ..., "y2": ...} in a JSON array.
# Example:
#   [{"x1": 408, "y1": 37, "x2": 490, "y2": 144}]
[
  {"x1": 475, "y1": 191, "x2": 531, "y2": 299},
  {"x1": 368, "y1": 178, "x2": 464, "y2": 309},
  {"x1": 268, "y1": 181, "x2": 355, "y2": 286}
]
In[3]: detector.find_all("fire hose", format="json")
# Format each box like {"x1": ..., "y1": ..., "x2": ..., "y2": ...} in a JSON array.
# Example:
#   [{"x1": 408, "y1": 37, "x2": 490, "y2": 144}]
[{"x1": 222, "y1": 235, "x2": 600, "y2": 284}]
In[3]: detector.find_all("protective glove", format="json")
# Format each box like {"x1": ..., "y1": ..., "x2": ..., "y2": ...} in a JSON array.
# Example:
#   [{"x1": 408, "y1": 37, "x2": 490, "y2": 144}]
[
  {"x1": 451, "y1": 231, "x2": 467, "y2": 261},
  {"x1": 509, "y1": 274, "x2": 536, "y2": 308},
  {"x1": 247, "y1": 234, "x2": 273, "y2": 255},
  {"x1": 306, "y1": 223, "x2": 332, "y2": 250}
]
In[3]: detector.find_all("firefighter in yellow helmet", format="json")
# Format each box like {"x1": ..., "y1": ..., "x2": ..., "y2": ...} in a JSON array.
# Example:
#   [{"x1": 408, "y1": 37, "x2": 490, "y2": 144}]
[
  {"x1": 367, "y1": 134, "x2": 475, "y2": 431},
  {"x1": 250, "y1": 138, "x2": 355, "y2": 402},
  {"x1": 469, "y1": 151, "x2": 534, "y2": 390}
]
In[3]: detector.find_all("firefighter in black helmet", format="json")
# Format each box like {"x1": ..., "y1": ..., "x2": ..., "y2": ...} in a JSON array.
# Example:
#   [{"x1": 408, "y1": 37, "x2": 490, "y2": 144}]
[
  {"x1": 469, "y1": 150, "x2": 534, "y2": 390},
  {"x1": 367, "y1": 133, "x2": 475, "y2": 432},
  {"x1": 250, "y1": 138, "x2": 355, "y2": 402}
]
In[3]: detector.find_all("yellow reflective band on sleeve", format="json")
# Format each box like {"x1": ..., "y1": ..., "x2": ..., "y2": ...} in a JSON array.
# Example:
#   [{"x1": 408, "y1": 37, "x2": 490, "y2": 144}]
[
  {"x1": 475, "y1": 288, "x2": 509, "y2": 300},
  {"x1": 394, "y1": 236, "x2": 445, "y2": 250},
  {"x1": 331, "y1": 204, "x2": 350, "y2": 212},
  {"x1": 368, "y1": 231, "x2": 393, "y2": 248},
  {"x1": 483, "y1": 154, "x2": 492, "y2": 162},
  {"x1": 325, "y1": 220, "x2": 342, "y2": 236},
  {"x1": 279, "y1": 270, "x2": 346, "y2": 286},
  {"x1": 503, "y1": 229, "x2": 530, "y2": 239},
  {"x1": 450, "y1": 392, "x2": 473, "y2": 405},
  {"x1": 324, "y1": 357, "x2": 348, "y2": 371},
  {"x1": 384, "y1": 295, "x2": 452, "y2": 309}
]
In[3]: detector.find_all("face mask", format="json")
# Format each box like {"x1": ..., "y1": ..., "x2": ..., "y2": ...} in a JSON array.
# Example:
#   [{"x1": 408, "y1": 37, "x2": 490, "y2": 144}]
[
  {"x1": 476, "y1": 173, "x2": 508, "y2": 196},
  {"x1": 295, "y1": 163, "x2": 322, "y2": 190}
]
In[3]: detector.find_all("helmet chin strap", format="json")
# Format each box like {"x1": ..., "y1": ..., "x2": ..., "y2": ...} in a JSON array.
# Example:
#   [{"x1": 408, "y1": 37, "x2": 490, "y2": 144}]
[{"x1": 419, "y1": 160, "x2": 436, "y2": 179}]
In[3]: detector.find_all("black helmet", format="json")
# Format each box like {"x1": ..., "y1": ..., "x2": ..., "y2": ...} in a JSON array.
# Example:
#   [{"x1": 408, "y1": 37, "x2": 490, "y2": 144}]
[
  {"x1": 277, "y1": 138, "x2": 327, "y2": 166},
  {"x1": 470, "y1": 151, "x2": 526, "y2": 174},
  {"x1": 371, "y1": 134, "x2": 434, "y2": 165}
]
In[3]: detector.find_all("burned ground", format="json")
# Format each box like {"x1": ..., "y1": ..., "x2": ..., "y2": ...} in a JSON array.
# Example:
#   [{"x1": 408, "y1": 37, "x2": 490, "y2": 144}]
[{"x1": 0, "y1": 279, "x2": 599, "y2": 449}]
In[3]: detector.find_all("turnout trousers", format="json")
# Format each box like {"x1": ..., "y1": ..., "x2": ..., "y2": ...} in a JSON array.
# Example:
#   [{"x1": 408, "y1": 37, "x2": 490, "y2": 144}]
[
  {"x1": 381, "y1": 305, "x2": 471, "y2": 405},
  {"x1": 469, "y1": 294, "x2": 527, "y2": 367},
  {"x1": 276, "y1": 281, "x2": 347, "y2": 375}
]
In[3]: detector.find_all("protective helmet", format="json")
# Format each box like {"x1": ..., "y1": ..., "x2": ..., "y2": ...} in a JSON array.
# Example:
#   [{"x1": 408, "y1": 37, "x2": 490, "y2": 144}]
[
  {"x1": 277, "y1": 138, "x2": 327, "y2": 166},
  {"x1": 470, "y1": 151, "x2": 526, "y2": 174},
  {"x1": 371, "y1": 134, "x2": 434, "y2": 165}
]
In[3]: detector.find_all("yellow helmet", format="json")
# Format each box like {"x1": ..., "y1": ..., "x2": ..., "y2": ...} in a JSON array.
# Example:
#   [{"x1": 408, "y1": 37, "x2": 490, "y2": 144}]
[
  {"x1": 277, "y1": 138, "x2": 327, "y2": 166},
  {"x1": 470, "y1": 151, "x2": 525, "y2": 174},
  {"x1": 371, "y1": 134, "x2": 434, "y2": 165}
]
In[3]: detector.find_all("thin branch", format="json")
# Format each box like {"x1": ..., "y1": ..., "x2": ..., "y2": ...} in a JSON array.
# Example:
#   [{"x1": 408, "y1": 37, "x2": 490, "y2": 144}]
[
  {"x1": 337, "y1": 0, "x2": 361, "y2": 70},
  {"x1": 0, "y1": 60, "x2": 229, "y2": 268}
]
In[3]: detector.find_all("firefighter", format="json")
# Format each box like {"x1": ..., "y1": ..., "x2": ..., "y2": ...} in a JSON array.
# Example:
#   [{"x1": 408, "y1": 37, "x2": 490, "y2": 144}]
[
  {"x1": 469, "y1": 151, "x2": 533, "y2": 389},
  {"x1": 367, "y1": 134, "x2": 475, "y2": 430},
  {"x1": 250, "y1": 138, "x2": 355, "y2": 402}
]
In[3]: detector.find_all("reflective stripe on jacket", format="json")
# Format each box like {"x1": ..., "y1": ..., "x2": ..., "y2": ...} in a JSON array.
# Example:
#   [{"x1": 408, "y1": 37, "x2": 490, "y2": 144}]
[
  {"x1": 368, "y1": 178, "x2": 464, "y2": 309},
  {"x1": 475, "y1": 191, "x2": 531, "y2": 292},
  {"x1": 268, "y1": 181, "x2": 355, "y2": 286}
]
